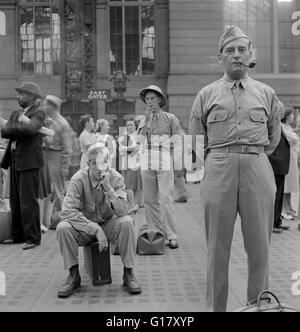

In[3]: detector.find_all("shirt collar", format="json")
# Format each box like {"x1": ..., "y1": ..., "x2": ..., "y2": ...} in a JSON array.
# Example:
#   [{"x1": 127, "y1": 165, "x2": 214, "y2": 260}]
[
  {"x1": 88, "y1": 170, "x2": 102, "y2": 189},
  {"x1": 83, "y1": 129, "x2": 93, "y2": 136},
  {"x1": 223, "y1": 73, "x2": 249, "y2": 89},
  {"x1": 23, "y1": 105, "x2": 32, "y2": 115}
]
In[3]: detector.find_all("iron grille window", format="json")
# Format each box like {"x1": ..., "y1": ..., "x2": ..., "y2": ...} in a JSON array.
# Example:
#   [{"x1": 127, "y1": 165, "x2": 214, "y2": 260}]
[
  {"x1": 19, "y1": 0, "x2": 61, "y2": 76},
  {"x1": 109, "y1": 0, "x2": 155, "y2": 76}
]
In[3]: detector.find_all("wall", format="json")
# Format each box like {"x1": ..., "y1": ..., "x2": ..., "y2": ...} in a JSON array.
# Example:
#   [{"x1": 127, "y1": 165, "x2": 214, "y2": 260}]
[{"x1": 167, "y1": 0, "x2": 224, "y2": 130}]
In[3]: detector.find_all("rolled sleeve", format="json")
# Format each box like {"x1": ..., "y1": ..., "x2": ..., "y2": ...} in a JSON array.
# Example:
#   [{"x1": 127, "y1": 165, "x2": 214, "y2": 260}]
[
  {"x1": 189, "y1": 92, "x2": 206, "y2": 166},
  {"x1": 266, "y1": 93, "x2": 281, "y2": 156}
]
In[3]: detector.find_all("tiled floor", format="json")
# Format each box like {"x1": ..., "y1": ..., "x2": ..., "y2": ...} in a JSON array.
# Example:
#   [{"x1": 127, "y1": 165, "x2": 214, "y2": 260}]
[{"x1": 0, "y1": 183, "x2": 300, "y2": 312}]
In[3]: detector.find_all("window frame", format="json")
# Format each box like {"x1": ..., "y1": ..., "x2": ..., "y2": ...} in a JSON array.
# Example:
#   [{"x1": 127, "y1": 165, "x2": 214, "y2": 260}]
[
  {"x1": 224, "y1": 0, "x2": 300, "y2": 78},
  {"x1": 0, "y1": 11, "x2": 6, "y2": 36},
  {"x1": 18, "y1": 0, "x2": 61, "y2": 77},
  {"x1": 108, "y1": 0, "x2": 156, "y2": 77}
]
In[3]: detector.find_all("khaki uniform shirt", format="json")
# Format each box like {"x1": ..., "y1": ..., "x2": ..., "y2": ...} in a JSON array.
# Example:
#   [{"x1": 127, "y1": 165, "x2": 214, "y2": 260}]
[
  {"x1": 61, "y1": 168, "x2": 129, "y2": 235},
  {"x1": 47, "y1": 114, "x2": 73, "y2": 174},
  {"x1": 138, "y1": 110, "x2": 182, "y2": 170},
  {"x1": 189, "y1": 74, "x2": 281, "y2": 155}
]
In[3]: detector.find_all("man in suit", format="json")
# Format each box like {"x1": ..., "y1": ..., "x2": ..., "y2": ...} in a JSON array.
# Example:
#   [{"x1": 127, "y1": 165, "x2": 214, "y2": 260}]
[
  {"x1": 1, "y1": 82, "x2": 45, "y2": 250},
  {"x1": 269, "y1": 101, "x2": 291, "y2": 234}
]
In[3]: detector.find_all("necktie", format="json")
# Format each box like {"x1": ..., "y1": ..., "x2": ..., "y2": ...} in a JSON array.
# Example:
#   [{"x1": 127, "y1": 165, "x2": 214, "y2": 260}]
[
  {"x1": 232, "y1": 80, "x2": 241, "y2": 96},
  {"x1": 151, "y1": 113, "x2": 158, "y2": 135}
]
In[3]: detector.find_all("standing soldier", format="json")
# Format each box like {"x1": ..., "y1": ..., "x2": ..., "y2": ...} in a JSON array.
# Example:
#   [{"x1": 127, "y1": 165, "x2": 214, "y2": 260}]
[
  {"x1": 138, "y1": 85, "x2": 182, "y2": 249},
  {"x1": 189, "y1": 26, "x2": 281, "y2": 311},
  {"x1": 43, "y1": 95, "x2": 73, "y2": 226}
]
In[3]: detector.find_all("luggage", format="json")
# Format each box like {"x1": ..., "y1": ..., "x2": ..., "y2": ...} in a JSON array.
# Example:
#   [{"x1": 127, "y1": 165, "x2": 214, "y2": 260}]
[
  {"x1": 83, "y1": 241, "x2": 112, "y2": 286},
  {"x1": 137, "y1": 224, "x2": 165, "y2": 255},
  {"x1": 0, "y1": 210, "x2": 12, "y2": 243},
  {"x1": 234, "y1": 291, "x2": 299, "y2": 312}
]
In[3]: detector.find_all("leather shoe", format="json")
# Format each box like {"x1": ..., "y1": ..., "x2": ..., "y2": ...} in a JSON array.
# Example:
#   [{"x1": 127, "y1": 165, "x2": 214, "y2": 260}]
[
  {"x1": 2, "y1": 239, "x2": 24, "y2": 244},
  {"x1": 174, "y1": 197, "x2": 188, "y2": 203},
  {"x1": 57, "y1": 274, "x2": 81, "y2": 298},
  {"x1": 279, "y1": 225, "x2": 290, "y2": 231},
  {"x1": 272, "y1": 228, "x2": 282, "y2": 234},
  {"x1": 22, "y1": 242, "x2": 40, "y2": 250},
  {"x1": 169, "y1": 239, "x2": 179, "y2": 249},
  {"x1": 123, "y1": 269, "x2": 142, "y2": 295}
]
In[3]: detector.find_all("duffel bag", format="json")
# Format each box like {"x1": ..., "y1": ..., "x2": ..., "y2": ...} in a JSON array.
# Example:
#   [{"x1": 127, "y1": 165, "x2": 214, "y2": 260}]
[
  {"x1": 234, "y1": 290, "x2": 299, "y2": 312},
  {"x1": 137, "y1": 224, "x2": 165, "y2": 255}
]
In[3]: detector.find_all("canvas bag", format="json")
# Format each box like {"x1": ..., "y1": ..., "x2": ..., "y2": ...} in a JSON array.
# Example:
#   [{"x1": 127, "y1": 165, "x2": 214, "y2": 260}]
[
  {"x1": 137, "y1": 224, "x2": 165, "y2": 255},
  {"x1": 234, "y1": 291, "x2": 299, "y2": 312}
]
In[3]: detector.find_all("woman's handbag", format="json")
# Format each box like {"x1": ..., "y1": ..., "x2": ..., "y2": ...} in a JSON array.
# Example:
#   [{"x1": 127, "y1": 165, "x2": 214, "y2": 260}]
[
  {"x1": 137, "y1": 224, "x2": 165, "y2": 255},
  {"x1": 234, "y1": 291, "x2": 299, "y2": 312}
]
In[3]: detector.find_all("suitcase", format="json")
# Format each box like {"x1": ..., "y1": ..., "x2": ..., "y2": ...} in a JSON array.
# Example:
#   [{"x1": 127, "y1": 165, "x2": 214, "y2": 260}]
[
  {"x1": 83, "y1": 242, "x2": 112, "y2": 286},
  {"x1": 234, "y1": 291, "x2": 299, "y2": 312},
  {"x1": 0, "y1": 210, "x2": 12, "y2": 243},
  {"x1": 137, "y1": 224, "x2": 165, "y2": 255}
]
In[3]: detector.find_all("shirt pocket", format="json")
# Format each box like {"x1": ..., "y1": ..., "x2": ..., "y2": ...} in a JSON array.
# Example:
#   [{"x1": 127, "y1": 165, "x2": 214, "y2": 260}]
[
  {"x1": 207, "y1": 110, "x2": 228, "y2": 144},
  {"x1": 249, "y1": 110, "x2": 268, "y2": 143}
]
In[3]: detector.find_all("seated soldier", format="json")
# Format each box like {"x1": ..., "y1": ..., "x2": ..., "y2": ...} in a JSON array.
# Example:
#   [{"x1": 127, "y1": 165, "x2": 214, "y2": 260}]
[{"x1": 56, "y1": 143, "x2": 142, "y2": 298}]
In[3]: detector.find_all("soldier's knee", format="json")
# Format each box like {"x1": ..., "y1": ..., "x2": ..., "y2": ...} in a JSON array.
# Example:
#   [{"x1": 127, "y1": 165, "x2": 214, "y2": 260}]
[
  {"x1": 56, "y1": 221, "x2": 72, "y2": 236},
  {"x1": 119, "y1": 215, "x2": 134, "y2": 230}
]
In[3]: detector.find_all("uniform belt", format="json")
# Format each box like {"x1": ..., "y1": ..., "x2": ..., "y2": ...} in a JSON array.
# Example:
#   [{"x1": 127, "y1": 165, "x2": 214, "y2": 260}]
[{"x1": 210, "y1": 145, "x2": 265, "y2": 154}]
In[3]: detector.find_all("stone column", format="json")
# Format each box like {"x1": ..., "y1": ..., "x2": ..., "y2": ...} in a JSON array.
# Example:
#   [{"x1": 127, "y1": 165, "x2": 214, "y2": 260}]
[{"x1": 96, "y1": 0, "x2": 110, "y2": 77}]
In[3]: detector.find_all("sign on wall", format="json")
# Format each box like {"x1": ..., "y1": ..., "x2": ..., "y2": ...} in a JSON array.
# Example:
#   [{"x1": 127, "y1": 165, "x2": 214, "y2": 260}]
[
  {"x1": 88, "y1": 89, "x2": 111, "y2": 100},
  {"x1": 292, "y1": 11, "x2": 300, "y2": 36}
]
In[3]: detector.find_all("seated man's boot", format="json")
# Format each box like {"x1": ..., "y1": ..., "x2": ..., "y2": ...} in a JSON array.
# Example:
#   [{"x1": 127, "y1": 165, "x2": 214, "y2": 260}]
[
  {"x1": 57, "y1": 265, "x2": 81, "y2": 298},
  {"x1": 123, "y1": 267, "x2": 142, "y2": 295}
]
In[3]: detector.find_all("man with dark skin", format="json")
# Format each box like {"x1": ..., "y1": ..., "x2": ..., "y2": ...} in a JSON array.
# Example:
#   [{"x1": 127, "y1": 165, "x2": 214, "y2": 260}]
[{"x1": 1, "y1": 82, "x2": 45, "y2": 250}]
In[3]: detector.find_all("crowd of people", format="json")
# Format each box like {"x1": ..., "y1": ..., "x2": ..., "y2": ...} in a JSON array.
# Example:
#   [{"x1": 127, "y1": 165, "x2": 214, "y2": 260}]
[{"x1": 0, "y1": 24, "x2": 299, "y2": 311}]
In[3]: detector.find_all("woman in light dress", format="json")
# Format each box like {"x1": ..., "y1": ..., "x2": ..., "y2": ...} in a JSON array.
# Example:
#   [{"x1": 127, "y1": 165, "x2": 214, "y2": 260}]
[
  {"x1": 95, "y1": 119, "x2": 116, "y2": 168},
  {"x1": 281, "y1": 107, "x2": 299, "y2": 220},
  {"x1": 79, "y1": 115, "x2": 96, "y2": 170},
  {"x1": 118, "y1": 117, "x2": 143, "y2": 213}
]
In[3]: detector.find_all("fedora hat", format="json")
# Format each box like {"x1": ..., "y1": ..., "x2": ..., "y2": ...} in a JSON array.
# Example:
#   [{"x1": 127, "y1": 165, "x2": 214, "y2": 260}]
[
  {"x1": 139, "y1": 85, "x2": 167, "y2": 108},
  {"x1": 15, "y1": 81, "x2": 42, "y2": 98}
]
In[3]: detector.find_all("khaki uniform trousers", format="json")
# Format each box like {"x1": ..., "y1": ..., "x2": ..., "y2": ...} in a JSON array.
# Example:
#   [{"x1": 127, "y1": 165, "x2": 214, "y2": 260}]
[
  {"x1": 56, "y1": 215, "x2": 136, "y2": 270},
  {"x1": 201, "y1": 151, "x2": 276, "y2": 312},
  {"x1": 46, "y1": 149, "x2": 66, "y2": 212},
  {"x1": 142, "y1": 169, "x2": 177, "y2": 240},
  {"x1": 0, "y1": 149, "x2": 8, "y2": 210},
  {"x1": 174, "y1": 170, "x2": 188, "y2": 199}
]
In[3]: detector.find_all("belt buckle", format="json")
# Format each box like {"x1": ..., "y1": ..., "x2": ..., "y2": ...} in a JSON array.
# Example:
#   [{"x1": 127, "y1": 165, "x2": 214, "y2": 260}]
[{"x1": 241, "y1": 146, "x2": 248, "y2": 154}]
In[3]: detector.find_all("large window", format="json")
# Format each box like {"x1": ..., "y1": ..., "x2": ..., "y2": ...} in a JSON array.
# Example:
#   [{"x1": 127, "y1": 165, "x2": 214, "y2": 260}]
[
  {"x1": 224, "y1": 0, "x2": 273, "y2": 73},
  {"x1": 224, "y1": 0, "x2": 300, "y2": 74},
  {"x1": 19, "y1": 0, "x2": 61, "y2": 76},
  {"x1": 0, "y1": 11, "x2": 6, "y2": 36},
  {"x1": 109, "y1": 0, "x2": 155, "y2": 76},
  {"x1": 278, "y1": 0, "x2": 300, "y2": 73}
]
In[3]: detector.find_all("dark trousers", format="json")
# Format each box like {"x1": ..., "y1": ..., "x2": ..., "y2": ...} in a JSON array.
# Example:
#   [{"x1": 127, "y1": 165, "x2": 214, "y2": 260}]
[
  {"x1": 274, "y1": 174, "x2": 285, "y2": 228},
  {"x1": 10, "y1": 152, "x2": 41, "y2": 244}
]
